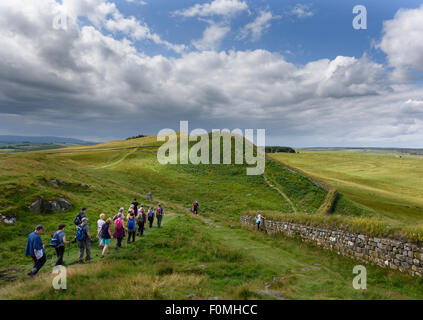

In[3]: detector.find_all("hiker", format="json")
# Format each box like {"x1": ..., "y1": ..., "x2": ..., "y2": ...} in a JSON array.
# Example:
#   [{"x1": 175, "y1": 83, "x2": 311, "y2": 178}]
[
  {"x1": 127, "y1": 212, "x2": 137, "y2": 243},
  {"x1": 126, "y1": 206, "x2": 134, "y2": 220},
  {"x1": 156, "y1": 204, "x2": 163, "y2": 228},
  {"x1": 113, "y1": 207, "x2": 124, "y2": 221},
  {"x1": 256, "y1": 212, "x2": 263, "y2": 231},
  {"x1": 193, "y1": 201, "x2": 199, "y2": 215},
  {"x1": 132, "y1": 198, "x2": 139, "y2": 215},
  {"x1": 97, "y1": 213, "x2": 106, "y2": 247},
  {"x1": 113, "y1": 213, "x2": 125, "y2": 249},
  {"x1": 25, "y1": 225, "x2": 47, "y2": 277},
  {"x1": 74, "y1": 207, "x2": 87, "y2": 227},
  {"x1": 99, "y1": 218, "x2": 112, "y2": 258},
  {"x1": 147, "y1": 206, "x2": 154, "y2": 228},
  {"x1": 50, "y1": 224, "x2": 70, "y2": 266},
  {"x1": 77, "y1": 217, "x2": 92, "y2": 263},
  {"x1": 137, "y1": 205, "x2": 146, "y2": 236}
]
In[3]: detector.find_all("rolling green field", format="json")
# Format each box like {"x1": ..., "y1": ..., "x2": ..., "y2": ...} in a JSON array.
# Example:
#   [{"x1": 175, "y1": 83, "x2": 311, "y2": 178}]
[
  {"x1": 1, "y1": 137, "x2": 423, "y2": 299},
  {"x1": 270, "y1": 151, "x2": 423, "y2": 224}
]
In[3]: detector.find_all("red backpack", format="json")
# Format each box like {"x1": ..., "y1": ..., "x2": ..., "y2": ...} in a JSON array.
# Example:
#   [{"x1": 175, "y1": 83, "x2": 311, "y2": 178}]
[{"x1": 115, "y1": 219, "x2": 123, "y2": 231}]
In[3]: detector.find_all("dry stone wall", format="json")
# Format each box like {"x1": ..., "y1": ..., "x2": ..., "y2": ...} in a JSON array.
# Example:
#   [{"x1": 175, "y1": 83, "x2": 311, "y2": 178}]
[{"x1": 241, "y1": 215, "x2": 423, "y2": 277}]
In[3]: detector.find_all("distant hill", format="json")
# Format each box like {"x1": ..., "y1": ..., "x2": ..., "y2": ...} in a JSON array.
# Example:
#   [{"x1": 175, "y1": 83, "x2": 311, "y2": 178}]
[
  {"x1": 300, "y1": 147, "x2": 423, "y2": 155},
  {"x1": 265, "y1": 146, "x2": 296, "y2": 153},
  {"x1": 0, "y1": 135, "x2": 95, "y2": 145}
]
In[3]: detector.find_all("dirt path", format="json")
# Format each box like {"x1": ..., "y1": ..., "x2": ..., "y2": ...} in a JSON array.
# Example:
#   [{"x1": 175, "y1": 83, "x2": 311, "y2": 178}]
[
  {"x1": 45, "y1": 145, "x2": 159, "y2": 155},
  {"x1": 97, "y1": 147, "x2": 139, "y2": 169},
  {"x1": 263, "y1": 174, "x2": 297, "y2": 213}
]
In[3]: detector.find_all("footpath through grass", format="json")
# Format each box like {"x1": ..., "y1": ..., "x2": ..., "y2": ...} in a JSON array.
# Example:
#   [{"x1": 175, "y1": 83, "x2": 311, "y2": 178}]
[
  {"x1": 3, "y1": 212, "x2": 423, "y2": 300},
  {"x1": 1, "y1": 136, "x2": 423, "y2": 299}
]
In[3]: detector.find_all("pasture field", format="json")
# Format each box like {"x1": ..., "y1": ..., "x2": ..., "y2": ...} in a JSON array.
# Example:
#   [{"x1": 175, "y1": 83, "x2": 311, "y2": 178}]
[
  {"x1": 1, "y1": 137, "x2": 423, "y2": 299},
  {"x1": 269, "y1": 151, "x2": 423, "y2": 225}
]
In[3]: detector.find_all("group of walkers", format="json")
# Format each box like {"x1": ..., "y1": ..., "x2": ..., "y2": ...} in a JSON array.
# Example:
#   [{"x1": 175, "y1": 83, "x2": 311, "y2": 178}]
[{"x1": 24, "y1": 199, "x2": 167, "y2": 277}]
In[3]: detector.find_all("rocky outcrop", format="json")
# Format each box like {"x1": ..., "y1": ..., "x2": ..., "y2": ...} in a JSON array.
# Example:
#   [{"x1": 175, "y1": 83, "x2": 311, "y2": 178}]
[
  {"x1": 37, "y1": 178, "x2": 89, "y2": 190},
  {"x1": 0, "y1": 214, "x2": 17, "y2": 224},
  {"x1": 146, "y1": 192, "x2": 153, "y2": 201},
  {"x1": 241, "y1": 215, "x2": 423, "y2": 277},
  {"x1": 29, "y1": 196, "x2": 73, "y2": 213},
  {"x1": 47, "y1": 179, "x2": 62, "y2": 188}
]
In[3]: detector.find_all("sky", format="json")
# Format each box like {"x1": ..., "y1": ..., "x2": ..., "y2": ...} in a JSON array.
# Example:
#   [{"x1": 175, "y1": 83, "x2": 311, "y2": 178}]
[{"x1": 0, "y1": 0, "x2": 423, "y2": 147}]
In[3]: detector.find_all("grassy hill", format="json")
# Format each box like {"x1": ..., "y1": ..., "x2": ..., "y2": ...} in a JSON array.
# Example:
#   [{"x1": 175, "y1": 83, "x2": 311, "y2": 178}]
[
  {"x1": 1, "y1": 136, "x2": 423, "y2": 299},
  {"x1": 270, "y1": 151, "x2": 423, "y2": 224}
]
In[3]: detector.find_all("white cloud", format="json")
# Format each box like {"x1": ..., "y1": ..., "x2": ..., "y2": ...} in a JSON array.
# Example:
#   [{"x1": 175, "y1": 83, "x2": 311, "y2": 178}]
[
  {"x1": 0, "y1": 0, "x2": 422, "y2": 147},
  {"x1": 288, "y1": 4, "x2": 314, "y2": 18},
  {"x1": 378, "y1": 5, "x2": 423, "y2": 81},
  {"x1": 238, "y1": 10, "x2": 279, "y2": 42},
  {"x1": 173, "y1": 0, "x2": 248, "y2": 18},
  {"x1": 59, "y1": 0, "x2": 184, "y2": 53},
  {"x1": 192, "y1": 23, "x2": 230, "y2": 50},
  {"x1": 401, "y1": 99, "x2": 423, "y2": 115},
  {"x1": 126, "y1": 0, "x2": 147, "y2": 5}
]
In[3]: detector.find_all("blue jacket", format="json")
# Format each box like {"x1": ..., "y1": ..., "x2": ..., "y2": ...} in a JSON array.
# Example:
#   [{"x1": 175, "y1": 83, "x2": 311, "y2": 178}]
[{"x1": 25, "y1": 232, "x2": 45, "y2": 257}]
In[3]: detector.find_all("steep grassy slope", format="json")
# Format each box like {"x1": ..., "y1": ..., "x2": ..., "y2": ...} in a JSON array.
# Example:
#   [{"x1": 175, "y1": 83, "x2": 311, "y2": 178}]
[
  {"x1": 265, "y1": 160, "x2": 326, "y2": 213},
  {"x1": 1, "y1": 136, "x2": 423, "y2": 299}
]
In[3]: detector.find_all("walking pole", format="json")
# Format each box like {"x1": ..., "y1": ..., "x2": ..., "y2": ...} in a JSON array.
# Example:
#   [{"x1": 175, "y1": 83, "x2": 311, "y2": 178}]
[{"x1": 49, "y1": 249, "x2": 55, "y2": 266}]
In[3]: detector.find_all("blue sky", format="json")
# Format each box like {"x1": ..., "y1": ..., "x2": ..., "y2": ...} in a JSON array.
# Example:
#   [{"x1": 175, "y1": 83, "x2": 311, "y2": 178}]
[
  {"x1": 1, "y1": 0, "x2": 423, "y2": 147},
  {"x1": 116, "y1": 0, "x2": 421, "y2": 65}
]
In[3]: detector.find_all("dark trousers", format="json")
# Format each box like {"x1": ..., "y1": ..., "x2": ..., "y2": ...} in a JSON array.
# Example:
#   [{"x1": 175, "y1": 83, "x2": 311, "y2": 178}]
[
  {"x1": 257, "y1": 222, "x2": 261, "y2": 230},
  {"x1": 55, "y1": 246, "x2": 65, "y2": 265},
  {"x1": 116, "y1": 237, "x2": 123, "y2": 248},
  {"x1": 148, "y1": 218, "x2": 154, "y2": 228},
  {"x1": 30, "y1": 254, "x2": 46, "y2": 275},
  {"x1": 127, "y1": 230, "x2": 136, "y2": 243},
  {"x1": 137, "y1": 222, "x2": 145, "y2": 235},
  {"x1": 157, "y1": 215, "x2": 163, "y2": 228}
]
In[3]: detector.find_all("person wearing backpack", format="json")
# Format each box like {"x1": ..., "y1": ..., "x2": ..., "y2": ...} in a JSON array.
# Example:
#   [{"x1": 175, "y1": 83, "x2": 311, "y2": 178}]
[
  {"x1": 127, "y1": 212, "x2": 137, "y2": 244},
  {"x1": 77, "y1": 217, "x2": 92, "y2": 263},
  {"x1": 137, "y1": 205, "x2": 146, "y2": 236},
  {"x1": 156, "y1": 204, "x2": 164, "y2": 228},
  {"x1": 74, "y1": 208, "x2": 87, "y2": 227},
  {"x1": 99, "y1": 218, "x2": 112, "y2": 258},
  {"x1": 25, "y1": 225, "x2": 46, "y2": 277},
  {"x1": 126, "y1": 207, "x2": 134, "y2": 221},
  {"x1": 147, "y1": 206, "x2": 154, "y2": 228},
  {"x1": 192, "y1": 201, "x2": 199, "y2": 215},
  {"x1": 113, "y1": 207, "x2": 124, "y2": 221},
  {"x1": 132, "y1": 198, "x2": 139, "y2": 215},
  {"x1": 50, "y1": 224, "x2": 70, "y2": 266},
  {"x1": 113, "y1": 214, "x2": 125, "y2": 249}
]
